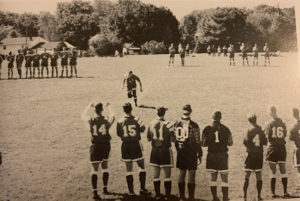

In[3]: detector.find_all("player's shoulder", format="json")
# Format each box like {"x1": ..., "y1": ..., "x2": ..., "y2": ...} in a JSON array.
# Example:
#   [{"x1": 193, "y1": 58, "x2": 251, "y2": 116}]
[
  {"x1": 203, "y1": 124, "x2": 213, "y2": 133},
  {"x1": 189, "y1": 120, "x2": 199, "y2": 128}
]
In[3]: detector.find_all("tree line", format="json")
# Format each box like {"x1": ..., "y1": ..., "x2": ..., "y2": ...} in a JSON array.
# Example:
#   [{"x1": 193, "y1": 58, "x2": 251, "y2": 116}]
[{"x1": 0, "y1": 1, "x2": 297, "y2": 55}]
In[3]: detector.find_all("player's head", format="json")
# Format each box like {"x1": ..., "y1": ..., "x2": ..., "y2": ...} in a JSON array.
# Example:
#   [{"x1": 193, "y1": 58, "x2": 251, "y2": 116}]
[
  {"x1": 293, "y1": 108, "x2": 300, "y2": 120},
  {"x1": 123, "y1": 102, "x2": 132, "y2": 114},
  {"x1": 18, "y1": 49, "x2": 21, "y2": 54},
  {"x1": 247, "y1": 113, "x2": 257, "y2": 124},
  {"x1": 182, "y1": 104, "x2": 192, "y2": 117},
  {"x1": 269, "y1": 106, "x2": 277, "y2": 118},
  {"x1": 213, "y1": 111, "x2": 222, "y2": 121},
  {"x1": 8, "y1": 52, "x2": 12, "y2": 55},
  {"x1": 26, "y1": 50, "x2": 30, "y2": 54},
  {"x1": 95, "y1": 103, "x2": 103, "y2": 115},
  {"x1": 157, "y1": 106, "x2": 167, "y2": 118}
]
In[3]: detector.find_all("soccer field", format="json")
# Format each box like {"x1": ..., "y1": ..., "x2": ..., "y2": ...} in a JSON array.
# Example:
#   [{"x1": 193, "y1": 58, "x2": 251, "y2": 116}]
[{"x1": 0, "y1": 53, "x2": 299, "y2": 201}]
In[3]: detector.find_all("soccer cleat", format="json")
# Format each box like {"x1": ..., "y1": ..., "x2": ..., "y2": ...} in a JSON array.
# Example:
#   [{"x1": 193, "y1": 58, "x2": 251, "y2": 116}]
[
  {"x1": 257, "y1": 196, "x2": 263, "y2": 201},
  {"x1": 140, "y1": 189, "x2": 151, "y2": 196},
  {"x1": 92, "y1": 192, "x2": 101, "y2": 200},
  {"x1": 271, "y1": 194, "x2": 280, "y2": 198},
  {"x1": 283, "y1": 193, "x2": 292, "y2": 198},
  {"x1": 103, "y1": 188, "x2": 109, "y2": 195}
]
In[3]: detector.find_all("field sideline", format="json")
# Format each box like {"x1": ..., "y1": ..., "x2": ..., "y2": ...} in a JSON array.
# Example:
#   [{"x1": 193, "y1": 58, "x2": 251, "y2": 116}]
[{"x1": 0, "y1": 53, "x2": 299, "y2": 201}]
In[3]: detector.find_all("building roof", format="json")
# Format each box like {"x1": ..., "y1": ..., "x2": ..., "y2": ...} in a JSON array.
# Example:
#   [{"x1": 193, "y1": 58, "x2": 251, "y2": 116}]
[
  {"x1": 40, "y1": 41, "x2": 75, "y2": 49},
  {"x1": 0, "y1": 37, "x2": 46, "y2": 45}
]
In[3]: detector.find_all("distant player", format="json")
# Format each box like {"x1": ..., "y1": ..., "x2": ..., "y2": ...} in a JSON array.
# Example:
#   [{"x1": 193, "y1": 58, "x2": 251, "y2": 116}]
[
  {"x1": 243, "y1": 114, "x2": 267, "y2": 201},
  {"x1": 168, "y1": 43, "x2": 175, "y2": 66},
  {"x1": 32, "y1": 49, "x2": 41, "y2": 78},
  {"x1": 60, "y1": 47, "x2": 69, "y2": 78},
  {"x1": 223, "y1": 45, "x2": 227, "y2": 57},
  {"x1": 16, "y1": 49, "x2": 24, "y2": 79},
  {"x1": 69, "y1": 48, "x2": 78, "y2": 78},
  {"x1": 24, "y1": 50, "x2": 32, "y2": 79},
  {"x1": 81, "y1": 102, "x2": 115, "y2": 200},
  {"x1": 50, "y1": 49, "x2": 59, "y2": 78},
  {"x1": 252, "y1": 44, "x2": 259, "y2": 66},
  {"x1": 217, "y1": 46, "x2": 222, "y2": 56},
  {"x1": 147, "y1": 107, "x2": 174, "y2": 200},
  {"x1": 0, "y1": 54, "x2": 4, "y2": 79},
  {"x1": 7, "y1": 52, "x2": 15, "y2": 79},
  {"x1": 265, "y1": 106, "x2": 290, "y2": 198},
  {"x1": 41, "y1": 48, "x2": 50, "y2": 78},
  {"x1": 211, "y1": 45, "x2": 216, "y2": 56},
  {"x1": 122, "y1": 46, "x2": 128, "y2": 57},
  {"x1": 263, "y1": 43, "x2": 270, "y2": 66},
  {"x1": 186, "y1": 44, "x2": 190, "y2": 57},
  {"x1": 202, "y1": 111, "x2": 233, "y2": 201},
  {"x1": 207, "y1": 45, "x2": 211, "y2": 56},
  {"x1": 174, "y1": 104, "x2": 202, "y2": 201},
  {"x1": 178, "y1": 43, "x2": 185, "y2": 67},
  {"x1": 122, "y1": 71, "x2": 143, "y2": 107},
  {"x1": 228, "y1": 44, "x2": 235, "y2": 66},
  {"x1": 289, "y1": 108, "x2": 300, "y2": 189},
  {"x1": 240, "y1": 43, "x2": 249, "y2": 66},
  {"x1": 116, "y1": 103, "x2": 150, "y2": 196}
]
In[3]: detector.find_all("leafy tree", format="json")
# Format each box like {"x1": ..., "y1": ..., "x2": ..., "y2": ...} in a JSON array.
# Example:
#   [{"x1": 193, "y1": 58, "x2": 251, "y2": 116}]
[
  {"x1": 16, "y1": 13, "x2": 39, "y2": 38},
  {"x1": 38, "y1": 12, "x2": 61, "y2": 41},
  {"x1": 141, "y1": 40, "x2": 167, "y2": 54},
  {"x1": 89, "y1": 33, "x2": 122, "y2": 56}
]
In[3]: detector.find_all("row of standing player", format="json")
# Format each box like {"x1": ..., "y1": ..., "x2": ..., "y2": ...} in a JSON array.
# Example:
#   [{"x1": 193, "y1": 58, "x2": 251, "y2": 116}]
[
  {"x1": 82, "y1": 100, "x2": 300, "y2": 201},
  {"x1": 0, "y1": 47, "x2": 78, "y2": 80}
]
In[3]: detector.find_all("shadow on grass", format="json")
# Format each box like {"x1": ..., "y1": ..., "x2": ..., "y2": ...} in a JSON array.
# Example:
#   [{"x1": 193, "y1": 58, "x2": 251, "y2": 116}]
[{"x1": 138, "y1": 104, "x2": 156, "y2": 110}]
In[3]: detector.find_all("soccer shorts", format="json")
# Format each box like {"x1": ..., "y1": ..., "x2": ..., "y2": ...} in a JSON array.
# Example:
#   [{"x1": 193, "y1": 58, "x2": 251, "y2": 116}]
[
  {"x1": 254, "y1": 52, "x2": 258, "y2": 57},
  {"x1": 242, "y1": 52, "x2": 247, "y2": 58},
  {"x1": 169, "y1": 53, "x2": 175, "y2": 58},
  {"x1": 206, "y1": 152, "x2": 229, "y2": 173},
  {"x1": 266, "y1": 145, "x2": 286, "y2": 164},
  {"x1": 61, "y1": 60, "x2": 68, "y2": 66},
  {"x1": 244, "y1": 152, "x2": 263, "y2": 171},
  {"x1": 265, "y1": 52, "x2": 270, "y2": 57},
  {"x1": 150, "y1": 147, "x2": 173, "y2": 168},
  {"x1": 127, "y1": 89, "x2": 136, "y2": 99},
  {"x1": 70, "y1": 60, "x2": 77, "y2": 65},
  {"x1": 229, "y1": 53, "x2": 234, "y2": 58},
  {"x1": 16, "y1": 63, "x2": 22, "y2": 68},
  {"x1": 121, "y1": 141, "x2": 143, "y2": 162},
  {"x1": 90, "y1": 143, "x2": 111, "y2": 163},
  {"x1": 33, "y1": 64, "x2": 40, "y2": 68},
  {"x1": 41, "y1": 62, "x2": 48, "y2": 67},
  {"x1": 8, "y1": 63, "x2": 13, "y2": 68},
  {"x1": 176, "y1": 147, "x2": 198, "y2": 170},
  {"x1": 25, "y1": 63, "x2": 31, "y2": 68},
  {"x1": 293, "y1": 149, "x2": 300, "y2": 167}
]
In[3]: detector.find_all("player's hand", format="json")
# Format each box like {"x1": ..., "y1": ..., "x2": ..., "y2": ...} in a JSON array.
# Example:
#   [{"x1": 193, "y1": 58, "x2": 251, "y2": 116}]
[
  {"x1": 198, "y1": 156, "x2": 202, "y2": 164},
  {"x1": 140, "y1": 88, "x2": 143, "y2": 93},
  {"x1": 105, "y1": 102, "x2": 110, "y2": 107}
]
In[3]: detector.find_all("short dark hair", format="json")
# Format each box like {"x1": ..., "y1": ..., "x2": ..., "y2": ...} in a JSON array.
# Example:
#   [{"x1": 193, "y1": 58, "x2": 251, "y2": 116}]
[
  {"x1": 213, "y1": 111, "x2": 222, "y2": 121},
  {"x1": 123, "y1": 102, "x2": 132, "y2": 114},
  {"x1": 95, "y1": 103, "x2": 103, "y2": 115},
  {"x1": 157, "y1": 107, "x2": 167, "y2": 117}
]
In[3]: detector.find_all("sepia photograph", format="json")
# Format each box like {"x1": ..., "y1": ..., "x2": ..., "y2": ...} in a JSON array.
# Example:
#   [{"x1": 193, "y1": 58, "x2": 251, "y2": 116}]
[{"x1": 0, "y1": 0, "x2": 299, "y2": 201}]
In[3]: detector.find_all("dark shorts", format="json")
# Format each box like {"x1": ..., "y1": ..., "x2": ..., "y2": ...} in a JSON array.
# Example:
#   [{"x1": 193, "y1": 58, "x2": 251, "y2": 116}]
[
  {"x1": 8, "y1": 63, "x2": 13, "y2": 68},
  {"x1": 90, "y1": 143, "x2": 111, "y2": 163},
  {"x1": 242, "y1": 52, "x2": 247, "y2": 58},
  {"x1": 229, "y1": 53, "x2": 234, "y2": 58},
  {"x1": 127, "y1": 88, "x2": 137, "y2": 99},
  {"x1": 16, "y1": 63, "x2": 22, "y2": 68},
  {"x1": 70, "y1": 60, "x2": 77, "y2": 65},
  {"x1": 41, "y1": 61, "x2": 48, "y2": 67},
  {"x1": 206, "y1": 152, "x2": 229, "y2": 173},
  {"x1": 176, "y1": 147, "x2": 198, "y2": 170},
  {"x1": 61, "y1": 60, "x2": 68, "y2": 66},
  {"x1": 266, "y1": 145, "x2": 286, "y2": 164},
  {"x1": 51, "y1": 63, "x2": 57, "y2": 67},
  {"x1": 265, "y1": 52, "x2": 270, "y2": 57},
  {"x1": 150, "y1": 147, "x2": 173, "y2": 168},
  {"x1": 25, "y1": 63, "x2": 31, "y2": 68},
  {"x1": 33, "y1": 64, "x2": 40, "y2": 68},
  {"x1": 244, "y1": 152, "x2": 263, "y2": 171},
  {"x1": 254, "y1": 52, "x2": 258, "y2": 57},
  {"x1": 169, "y1": 53, "x2": 175, "y2": 58},
  {"x1": 121, "y1": 141, "x2": 143, "y2": 162},
  {"x1": 293, "y1": 149, "x2": 300, "y2": 167}
]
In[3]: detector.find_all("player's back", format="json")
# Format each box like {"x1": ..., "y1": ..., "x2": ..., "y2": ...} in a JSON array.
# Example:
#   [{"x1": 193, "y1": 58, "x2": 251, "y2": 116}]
[
  {"x1": 117, "y1": 115, "x2": 144, "y2": 142},
  {"x1": 244, "y1": 125, "x2": 267, "y2": 153},
  {"x1": 174, "y1": 118, "x2": 200, "y2": 149},
  {"x1": 125, "y1": 74, "x2": 138, "y2": 89},
  {"x1": 89, "y1": 116, "x2": 111, "y2": 144},
  {"x1": 290, "y1": 120, "x2": 300, "y2": 148},
  {"x1": 16, "y1": 54, "x2": 24, "y2": 63},
  {"x1": 148, "y1": 119, "x2": 173, "y2": 148},
  {"x1": 265, "y1": 118, "x2": 287, "y2": 146}
]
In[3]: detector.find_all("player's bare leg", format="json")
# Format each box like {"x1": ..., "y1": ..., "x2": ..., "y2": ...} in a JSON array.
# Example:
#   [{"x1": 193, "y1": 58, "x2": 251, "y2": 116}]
[
  {"x1": 178, "y1": 169, "x2": 187, "y2": 200},
  {"x1": 46, "y1": 66, "x2": 49, "y2": 78},
  {"x1": 70, "y1": 65, "x2": 73, "y2": 77},
  {"x1": 279, "y1": 163, "x2": 290, "y2": 197},
  {"x1": 91, "y1": 162, "x2": 101, "y2": 200},
  {"x1": 164, "y1": 167, "x2": 172, "y2": 199},
  {"x1": 136, "y1": 159, "x2": 149, "y2": 195},
  {"x1": 125, "y1": 161, "x2": 135, "y2": 195},
  {"x1": 255, "y1": 171, "x2": 263, "y2": 201},
  {"x1": 101, "y1": 161, "x2": 109, "y2": 195},
  {"x1": 243, "y1": 171, "x2": 251, "y2": 200},
  {"x1": 153, "y1": 166, "x2": 161, "y2": 199},
  {"x1": 188, "y1": 170, "x2": 196, "y2": 200},
  {"x1": 61, "y1": 66, "x2": 65, "y2": 78},
  {"x1": 74, "y1": 65, "x2": 77, "y2": 77},
  {"x1": 220, "y1": 172, "x2": 229, "y2": 201},
  {"x1": 268, "y1": 162, "x2": 278, "y2": 198},
  {"x1": 210, "y1": 172, "x2": 219, "y2": 201},
  {"x1": 41, "y1": 66, "x2": 44, "y2": 78}
]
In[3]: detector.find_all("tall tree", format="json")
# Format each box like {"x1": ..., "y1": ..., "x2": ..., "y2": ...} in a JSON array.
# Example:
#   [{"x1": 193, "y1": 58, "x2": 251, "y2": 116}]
[
  {"x1": 16, "y1": 13, "x2": 39, "y2": 38},
  {"x1": 38, "y1": 12, "x2": 61, "y2": 41}
]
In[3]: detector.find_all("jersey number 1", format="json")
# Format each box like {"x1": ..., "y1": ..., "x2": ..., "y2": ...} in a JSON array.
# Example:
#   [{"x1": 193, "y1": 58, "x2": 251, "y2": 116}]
[{"x1": 153, "y1": 124, "x2": 164, "y2": 141}]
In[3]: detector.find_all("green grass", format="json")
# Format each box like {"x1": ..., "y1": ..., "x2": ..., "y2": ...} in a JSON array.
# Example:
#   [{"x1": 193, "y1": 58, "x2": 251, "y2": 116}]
[{"x1": 0, "y1": 53, "x2": 299, "y2": 201}]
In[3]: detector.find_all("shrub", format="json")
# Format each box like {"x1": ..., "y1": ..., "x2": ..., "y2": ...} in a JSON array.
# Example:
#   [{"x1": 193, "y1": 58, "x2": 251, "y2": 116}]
[
  {"x1": 89, "y1": 33, "x2": 122, "y2": 56},
  {"x1": 141, "y1": 40, "x2": 167, "y2": 54}
]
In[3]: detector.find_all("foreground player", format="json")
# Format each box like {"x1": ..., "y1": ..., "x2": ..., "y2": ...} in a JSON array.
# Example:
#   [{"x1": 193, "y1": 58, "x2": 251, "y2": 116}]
[
  {"x1": 16, "y1": 49, "x2": 24, "y2": 79},
  {"x1": 25, "y1": 50, "x2": 32, "y2": 79},
  {"x1": 50, "y1": 49, "x2": 59, "y2": 78},
  {"x1": 202, "y1": 111, "x2": 233, "y2": 201},
  {"x1": 252, "y1": 44, "x2": 259, "y2": 66},
  {"x1": 289, "y1": 108, "x2": 300, "y2": 189},
  {"x1": 168, "y1": 43, "x2": 175, "y2": 66},
  {"x1": 60, "y1": 47, "x2": 69, "y2": 78},
  {"x1": 263, "y1": 43, "x2": 270, "y2": 66},
  {"x1": 116, "y1": 103, "x2": 149, "y2": 196},
  {"x1": 174, "y1": 104, "x2": 202, "y2": 201},
  {"x1": 7, "y1": 52, "x2": 15, "y2": 79},
  {"x1": 240, "y1": 43, "x2": 249, "y2": 66},
  {"x1": 243, "y1": 114, "x2": 267, "y2": 201},
  {"x1": 265, "y1": 106, "x2": 290, "y2": 198},
  {"x1": 228, "y1": 44, "x2": 235, "y2": 66},
  {"x1": 32, "y1": 49, "x2": 41, "y2": 78},
  {"x1": 147, "y1": 107, "x2": 174, "y2": 200},
  {"x1": 41, "y1": 48, "x2": 50, "y2": 78},
  {"x1": 122, "y1": 71, "x2": 143, "y2": 107},
  {"x1": 82, "y1": 102, "x2": 115, "y2": 200}
]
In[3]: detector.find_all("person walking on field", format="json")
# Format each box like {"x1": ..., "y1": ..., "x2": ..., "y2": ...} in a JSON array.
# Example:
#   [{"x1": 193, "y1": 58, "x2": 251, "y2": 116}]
[
  {"x1": 263, "y1": 43, "x2": 270, "y2": 66},
  {"x1": 122, "y1": 71, "x2": 143, "y2": 107},
  {"x1": 252, "y1": 44, "x2": 259, "y2": 66},
  {"x1": 178, "y1": 44, "x2": 185, "y2": 67},
  {"x1": 60, "y1": 47, "x2": 69, "y2": 78},
  {"x1": 168, "y1": 43, "x2": 175, "y2": 66}
]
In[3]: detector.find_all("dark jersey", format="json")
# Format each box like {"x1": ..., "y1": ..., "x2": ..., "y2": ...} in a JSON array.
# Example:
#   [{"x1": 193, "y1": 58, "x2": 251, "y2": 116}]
[
  {"x1": 89, "y1": 116, "x2": 112, "y2": 144},
  {"x1": 50, "y1": 53, "x2": 59, "y2": 66},
  {"x1": 290, "y1": 120, "x2": 300, "y2": 149},
  {"x1": 174, "y1": 118, "x2": 202, "y2": 156},
  {"x1": 124, "y1": 74, "x2": 140, "y2": 90},
  {"x1": 60, "y1": 51, "x2": 69, "y2": 65},
  {"x1": 16, "y1": 53, "x2": 24, "y2": 64},
  {"x1": 169, "y1": 47, "x2": 175, "y2": 57},
  {"x1": 117, "y1": 115, "x2": 145, "y2": 142},
  {"x1": 147, "y1": 118, "x2": 173, "y2": 148},
  {"x1": 41, "y1": 53, "x2": 50, "y2": 66},
  {"x1": 32, "y1": 54, "x2": 40, "y2": 67},
  {"x1": 69, "y1": 52, "x2": 77, "y2": 65},
  {"x1": 202, "y1": 121, "x2": 232, "y2": 153},
  {"x1": 265, "y1": 118, "x2": 287, "y2": 146},
  {"x1": 244, "y1": 125, "x2": 267, "y2": 153},
  {"x1": 0, "y1": 54, "x2": 4, "y2": 65},
  {"x1": 25, "y1": 55, "x2": 32, "y2": 66}
]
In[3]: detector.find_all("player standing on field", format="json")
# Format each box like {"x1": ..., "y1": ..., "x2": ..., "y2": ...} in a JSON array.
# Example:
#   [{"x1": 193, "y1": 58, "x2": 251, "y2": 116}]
[
  {"x1": 223, "y1": 45, "x2": 227, "y2": 57},
  {"x1": 289, "y1": 108, "x2": 300, "y2": 190},
  {"x1": 25, "y1": 50, "x2": 32, "y2": 79},
  {"x1": 116, "y1": 103, "x2": 150, "y2": 196},
  {"x1": 265, "y1": 106, "x2": 291, "y2": 198},
  {"x1": 240, "y1": 43, "x2": 249, "y2": 66},
  {"x1": 69, "y1": 48, "x2": 78, "y2": 78},
  {"x1": 217, "y1": 46, "x2": 222, "y2": 56},
  {"x1": 174, "y1": 104, "x2": 202, "y2": 201},
  {"x1": 243, "y1": 114, "x2": 267, "y2": 201},
  {"x1": 60, "y1": 47, "x2": 69, "y2": 78},
  {"x1": 178, "y1": 43, "x2": 185, "y2": 67},
  {"x1": 81, "y1": 102, "x2": 115, "y2": 200},
  {"x1": 41, "y1": 48, "x2": 50, "y2": 78},
  {"x1": 32, "y1": 49, "x2": 41, "y2": 78},
  {"x1": 263, "y1": 43, "x2": 270, "y2": 66},
  {"x1": 168, "y1": 43, "x2": 175, "y2": 66},
  {"x1": 228, "y1": 44, "x2": 235, "y2": 66},
  {"x1": 122, "y1": 71, "x2": 143, "y2": 107},
  {"x1": 0, "y1": 54, "x2": 4, "y2": 80},
  {"x1": 16, "y1": 49, "x2": 24, "y2": 79},
  {"x1": 202, "y1": 111, "x2": 233, "y2": 201},
  {"x1": 186, "y1": 44, "x2": 190, "y2": 57},
  {"x1": 147, "y1": 107, "x2": 174, "y2": 200},
  {"x1": 252, "y1": 44, "x2": 259, "y2": 66},
  {"x1": 207, "y1": 45, "x2": 211, "y2": 56},
  {"x1": 6, "y1": 52, "x2": 15, "y2": 79},
  {"x1": 50, "y1": 49, "x2": 59, "y2": 78}
]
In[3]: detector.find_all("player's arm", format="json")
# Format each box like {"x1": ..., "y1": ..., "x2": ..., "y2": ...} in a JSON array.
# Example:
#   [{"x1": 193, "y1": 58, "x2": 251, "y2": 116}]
[
  {"x1": 89, "y1": 120, "x2": 94, "y2": 135},
  {"x1": 122, "y1": 76, "x2": 126, "y2": 90},
  {"x1": 243, "y1": 130, "x2": 249, "y2": 147},
  {"x1": 136, "y1": 117, "x2": 145, "y2": 133},
  {"x1": 194, "y1": 126, "x2": 203, "y2": 162},
  {"x1": 227, "y1": 128, "x2": 233, "y2": 146},
  {"x1": 116, "y1": 122, "x2": 123, "y2": 138},
  {"x1": 104, "y1": 103, "x2": 115, "y2": 127},
  {"x1": 136, "y1": 76, "x2": 143, "y2": 92},
  {"x1": 147, "y1": 126, "x2": 153, "y2": 142},
  {"x1": 202, "y1": 127, "x2": 209, "y2": 147},
  {"x1": 262, "y1": 130, "x2": 268, "y2": 146}
]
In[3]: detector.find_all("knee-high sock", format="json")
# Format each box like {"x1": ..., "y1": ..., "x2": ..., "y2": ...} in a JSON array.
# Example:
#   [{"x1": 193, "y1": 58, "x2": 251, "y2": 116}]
[
  {"x1": 126, "y1": 172, "x2": 134, "y2": 193},
  {"x1": 153, "y1": 178, "x2": 160, "y2": 196},
  {"x1": 164, "y1": 178, "x2": 171, "y2": 197},
  {"x1": 178, "y1": 182, "x2": 185, "y2": 199},
  {"x1": 188, "y1": 183, "x2": 195, "y2": 199},
  {"x1": 139, "y1": 170, "x2": 146, "y2": 190}
]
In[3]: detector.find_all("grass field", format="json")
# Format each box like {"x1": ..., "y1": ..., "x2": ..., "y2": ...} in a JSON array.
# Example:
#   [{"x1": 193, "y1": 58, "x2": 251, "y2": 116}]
[{"x1": 0, "y1": 53, "x2": 299, "y2": 201}]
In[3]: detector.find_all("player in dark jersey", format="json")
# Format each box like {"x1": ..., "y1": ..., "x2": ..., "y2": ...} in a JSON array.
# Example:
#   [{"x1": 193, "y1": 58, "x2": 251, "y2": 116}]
[
  {"x1": 243, "y1": 114, "x2": 267, "y2": 201},
  {"x1": 0, "y1": 54, "x2": 5, "y2": 80},
  {"x1": 168, "y1": 43, "x2": 175, "y2": 67},
  {"x1": 81, "y1": 101, "x2": 115, "y2": 200},
  {"x1": 289, "y1": 108, "x2": 300, "y2": 189},
  {"x1": 186, "y1": 44, "x2": 190, "y2": 57},
  {"x1": 265, "y1": 106, "x2": 291, "y2": 198},
  {"x1": 24, "y1": 50, "x2": 32, "y2": 79},
  {"x1": 6, "y1": 52, "x2": 15, "y2": 79},
  {"x1": 32, "y1": 49, "x2": 41, "y2": 78},
  {"x1": 228, "y1": 44, "x2": 235, "y2": 66},
  {"x1": 50, "y1": 49, "x2": 59, "y2": 78},
  {"x1": 263, "y1": 43, "x2": 270, "y2": 66},
  {"x1": 223, "y1": 45, "x2": 227, "y2": 57},
  {"x1": 202, "y1": 111, "x2": 233, "y2": 201},
  {"x1": 60, "y1": 47, "x2": 69, "y2": 78},
  {"x1": 122, "y1": 71, "x2": 143, "y2": 107},
  {"x1": 240, "y1": 43, "x2": 249, "y2": 66},
  {"x1": 252, "y1": 44, "x2": 259, "y2": 66},
  {"x1": 40, "y1": 48, "x2": 50, "y2": 78},
  {"x1": 147, "y1": 107, "x2": 174, "y2": 200},
  {"x1": 178, "y1": 44, "x2": 185, "y2": 67},
  {"x1": 116, "y1": 103, "x2": 150, "y2": 196},
  {"x1": 16, "y1": 49, "x2": 24, "y2": 79},
  {"x1": 174, "y1": 105, "x2": 202, "y2": 201},
  {"x1": 69, "y1": 48, "x2": 78, "y2": 78}
]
